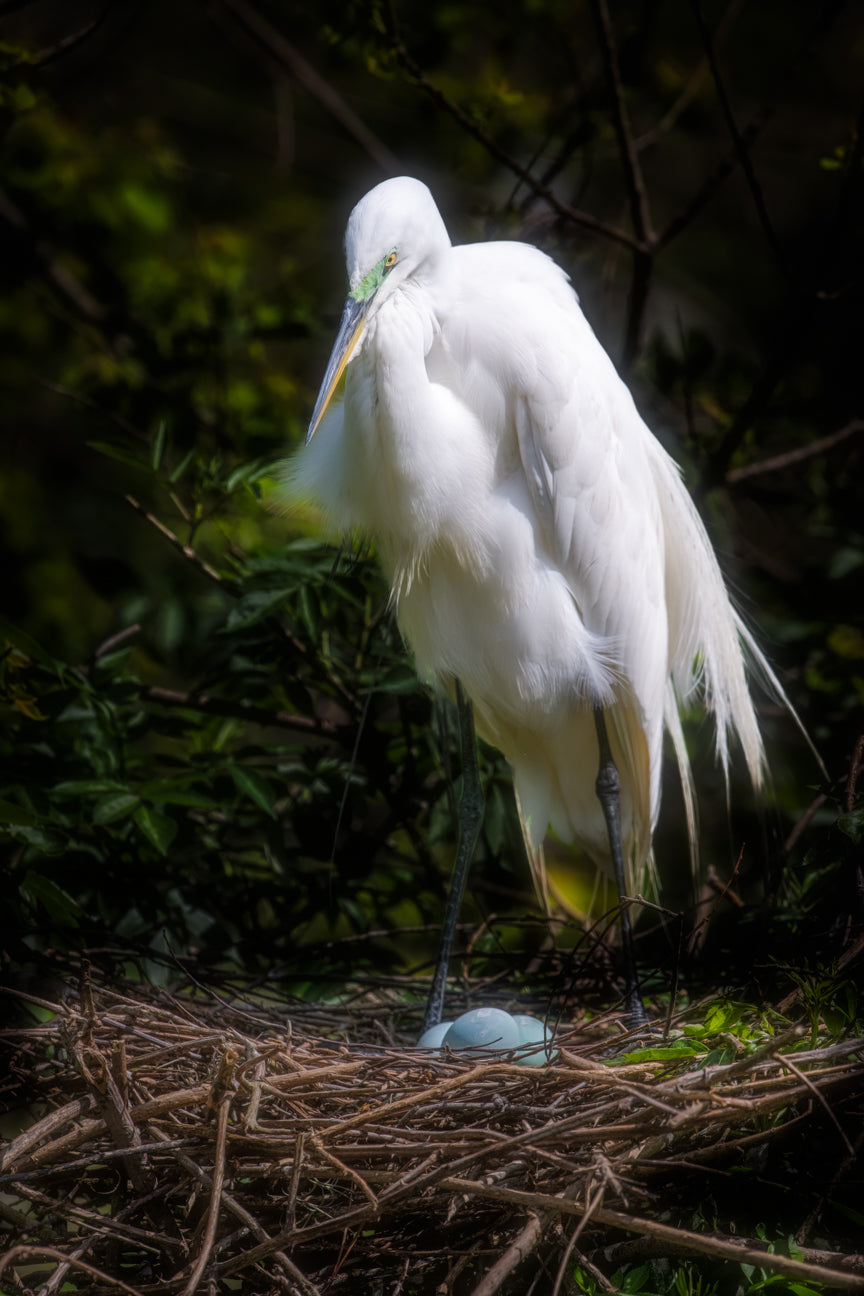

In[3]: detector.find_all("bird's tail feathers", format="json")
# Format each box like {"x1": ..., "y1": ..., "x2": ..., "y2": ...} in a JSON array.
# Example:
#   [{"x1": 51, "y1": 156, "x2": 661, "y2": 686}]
[
  {"x1": 607, "y1": 699, "x2": 654, "y2": 896},
  {"x1": 664, "y1": 681, "x2": 699, "y2": 875},
  {"x1": 514, "y1": 785, "x2": 553, "y2": 917},
  {"x1": 653, "y1": 444, "x2": 822, "y2": 831},
  {"x1": 654, "y1": 451, "x2": 766, "y2": 797},
  {"x1": 734, "y1": 613, "x2": 827, "y2": 780}
]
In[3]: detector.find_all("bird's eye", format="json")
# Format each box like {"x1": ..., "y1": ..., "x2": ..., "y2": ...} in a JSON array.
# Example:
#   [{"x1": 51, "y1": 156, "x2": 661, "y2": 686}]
[{"x1": 384, "y1": 250, "x2": 397, "y2": 272}]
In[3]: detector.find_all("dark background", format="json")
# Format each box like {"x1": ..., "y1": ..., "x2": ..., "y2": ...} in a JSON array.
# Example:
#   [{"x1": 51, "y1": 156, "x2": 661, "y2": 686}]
[{"x1": 0, "y1": 0, "x2": 861, "y2": 1012}]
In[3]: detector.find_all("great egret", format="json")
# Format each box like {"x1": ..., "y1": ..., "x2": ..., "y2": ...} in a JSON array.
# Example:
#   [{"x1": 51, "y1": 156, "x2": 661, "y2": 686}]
[{"x1": 293, "y1": 175, "x2": 797, "y2": 1025}]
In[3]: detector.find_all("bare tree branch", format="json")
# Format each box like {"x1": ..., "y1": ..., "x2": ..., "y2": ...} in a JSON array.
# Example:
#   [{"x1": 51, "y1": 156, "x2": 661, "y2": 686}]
[
  {"x1": 635, "y1": 0, "x2": 746, "y2": 151},
  {"x1": 125, "y1": 495, "x2": 226, "y2": 588},
  {"x1": 140, "y1": 684, "x2": 343, "y2": 741},
  {"x1": 211, "y1": 0, "x2": 400, "y2": 175},
  {"x1": 588, "y1": 0, "x2": 656, "y2": 365},
  {"x1": 726, "y1": 419, "x2": 864, "y2": 483},
  {"x1": 33, "y1": 3, "x2": 111, "y2": 66},
  {"x1": 589, "y1": 0, "x2": 653, "y2": 248},
  {"x1": 0, "y1": 187, "x2": 107, "y2": 325},
  {"x1": 658, "y1": 110, "x2": 771, "y2": 250},
  {"x1": 689, "y1": 0, "x2": 785, "y2": 275}
]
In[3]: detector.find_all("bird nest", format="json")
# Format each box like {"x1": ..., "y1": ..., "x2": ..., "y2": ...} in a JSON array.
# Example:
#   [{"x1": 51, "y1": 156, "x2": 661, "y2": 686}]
[{"x1": 2, "y1": 969, "x2": 863, "y2": 1296}]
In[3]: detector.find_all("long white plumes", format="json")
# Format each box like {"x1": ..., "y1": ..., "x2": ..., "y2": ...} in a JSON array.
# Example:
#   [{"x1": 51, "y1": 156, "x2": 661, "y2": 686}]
[
  {"x1": 647, "y1": 441, "x2": 766, "y2": 789},
  {"x1": 646, "y1": 437, "x2": 822, "y2": 884}
]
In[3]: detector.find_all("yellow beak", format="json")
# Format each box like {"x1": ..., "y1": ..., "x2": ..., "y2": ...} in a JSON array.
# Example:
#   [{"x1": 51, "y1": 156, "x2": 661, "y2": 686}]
[{"x1": 307, "y1": 295, "x2": 369, "y2": 443}]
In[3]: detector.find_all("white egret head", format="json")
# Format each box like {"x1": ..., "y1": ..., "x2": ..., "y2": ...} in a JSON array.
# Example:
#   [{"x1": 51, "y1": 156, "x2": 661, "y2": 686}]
[{"x1": 307, "y1": 177, "x2": 451, "y2": 442}]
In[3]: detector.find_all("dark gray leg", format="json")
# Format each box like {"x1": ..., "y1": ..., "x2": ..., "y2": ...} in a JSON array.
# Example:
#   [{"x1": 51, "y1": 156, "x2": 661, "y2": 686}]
[
  {"x1": 593, "y1": 707, "x2": 648, "y2": 1024},
  {"x1": 424, "y1": 680, "x2": 485, "y2": 1030}
]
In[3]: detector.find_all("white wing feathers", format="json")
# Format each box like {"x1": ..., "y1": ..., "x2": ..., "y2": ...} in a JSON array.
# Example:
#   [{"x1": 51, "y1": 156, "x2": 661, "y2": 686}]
[{"x1": 491, "y1": 247, "x2": 793, "y2": 883}]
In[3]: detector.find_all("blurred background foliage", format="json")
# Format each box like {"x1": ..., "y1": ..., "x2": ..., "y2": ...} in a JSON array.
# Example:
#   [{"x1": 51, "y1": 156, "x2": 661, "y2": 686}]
[{"x1": 0, "y1": 0, "x2": 861, "y2": 1012}]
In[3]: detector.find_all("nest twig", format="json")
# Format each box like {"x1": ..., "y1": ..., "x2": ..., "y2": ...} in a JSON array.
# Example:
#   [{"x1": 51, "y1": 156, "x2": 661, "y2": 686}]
[{"x1": 1, "y1": 973, "x2": 863, "y2": 1295}]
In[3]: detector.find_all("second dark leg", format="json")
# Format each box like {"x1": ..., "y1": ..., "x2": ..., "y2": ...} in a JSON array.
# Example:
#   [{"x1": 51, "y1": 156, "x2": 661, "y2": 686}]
[{"x1": 593, "y1": 706, "x2": 648, "y2": 1025}]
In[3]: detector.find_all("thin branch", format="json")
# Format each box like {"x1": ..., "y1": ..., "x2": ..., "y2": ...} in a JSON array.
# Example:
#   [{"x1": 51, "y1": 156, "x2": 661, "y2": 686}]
[
  {"x1": 658, "y1": 109, "x2": 771, "y2": 251},
  {"x1": 635, "y1": 0, "x2": 746, "y2": 151},
  {"x1": 0, "y1": 1138, "x2": 199, "y2": 1187},
  {"x1": 846, "y1": 733, "x2": 864, "y2": 814},
  {"x1": 14, "y1": 1181, "x2": 183, "y2": 1271},
  {"x1": 39, "y1": 378, "x2": 147, "y2": 442},
  {"x1": 689, "y1": 0, "x2": 785, "y2": 275},
  {"x1": 0, "y1": 1247, "x2": 146, "y2": 1296},
  {"x1": 125, "y1": 495, "x2": 226, "y2": 588},
  {"x1": 777, "y1": 1052, "x2": 855, "y2": 1157},
  {"x1": 180, "y1": 1074, "x2": 233, "y2": 1296},
  {"x1": 727, "y1": 419, "x2": 864, "y2": 483},
  {"x1": 124, "y1": 494, "x2": 361, "y2": 713},
  {"x1": 91, "y1": 624, "x2": 143, "y2": 662},
  {"x1": 148, "y1": 1125, "x2": 322, "y2": 1296},
  {"x1": 0, "y1": 187, "x2": 107, "y2": 324},
  {"x1": 797, "y1": 1123, "x2": 864, "y2": 1247},
  {"x1": 588, "y1": 0, "x2": 656, "y2": 364},
  {"x1": 140, "y1": 684, "x2": 341, "y2": 740},
  {"x1": 598, "y1": 1233, "x2": 864, "y2": 1278},
  {"x1": 704, "y1": 308, "x2": 808, "y2": 486},
  {"x1": 212, "y1": 0, "x2": 399, "y2": 174},
  {"x1": 588, "y1": 0, "x2": 653, "y2": 247},
  {"x1": 566, "y1": 1247, "x2": 617, "y2": 1293},
  {"x1": 309, "y1": 1134, "x2": 379, "y2": 1212},
  {"x1": 468, "y1": 1212, "x2": 545, "y2": 1296},
  {"x1": 33, "y1": 3, "x2": 110, "y2": 66},
  {"x1": 551, "y1": 1178, "x2": 607, "y2": 1296},
  {"x1": 441, "y1": 1181, "x2": 864, "y2": 1290},
  {"x1": 783, "y1": 793, "x2": 829, "y2": 856}
]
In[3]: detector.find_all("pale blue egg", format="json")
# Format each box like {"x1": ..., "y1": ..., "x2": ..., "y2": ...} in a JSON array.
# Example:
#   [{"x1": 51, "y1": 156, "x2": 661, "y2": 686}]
[
  {"x1": 442, "y1": 1007, "x2": 521, "y2": 1054},
  {"x1": 416, "y1": 1021, "x2": 454, "y2": 1048},
  {"x1": 512, "y1": 1014, "x2": 556, "y2": 1067}
]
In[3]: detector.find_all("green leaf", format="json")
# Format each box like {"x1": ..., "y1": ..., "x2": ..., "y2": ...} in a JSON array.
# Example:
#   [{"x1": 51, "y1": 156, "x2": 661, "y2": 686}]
[
  {"x1": 151, "y1": 419, "x2": 167, "y2": 470},
  {"x1": 0, "y1": 798, "x2": 43, "y2": 826},
  {"x1": 222, "y1": 590, "x2": 292, "y2": 632},
  {"x1": 837, "y1": 809, "x2": 864, "y2": 843},
  {"x1": 121, "y1": 181, "x2": 171, "y2": 232},
  {"x1": 138, "y1": 779, "x2": 218, "y2": 809},
  {"x1": 0, "y1": 615, "x2": 65, "y2": 668},
  {"x1": 134, "y1": 804, "x2": 177, "y2": 855},
  {"x1": 703, "y1": 1000, "x2": 748, "y2": 1034},
  {"x1": 87, "y1": 440, "x2": 149, "y2": 471},
  {"x1": 20, "y1": 870, "x2": 81, "y2": 924},
  {"x1": 225, "y1": 457, "x2": 278, "y2": 493},
  {"x1": 53, "y1": 779, "x2": 129, "y2": 798},
  {"x1": 92, "y1": 791, "x2": 141, "y2": 825},
  {"x1": 6, "y1": 824, "x2": 69, "y2": 855},
  {"x1": 620, "y1": 1265, "x2": 652, "y2": 1293},
  {"x1": 828, "y1": 546, "x2": 864, "y2": 580},
  {"x1": 169, "y1": 446, "x2": 196, "y2": 483},
  {"x1": 620, "y1": 1045, "x2": 700, "y2": 1062},
  {"x1": 228, "y1": 763, "x2": 278, "y2": 818}
]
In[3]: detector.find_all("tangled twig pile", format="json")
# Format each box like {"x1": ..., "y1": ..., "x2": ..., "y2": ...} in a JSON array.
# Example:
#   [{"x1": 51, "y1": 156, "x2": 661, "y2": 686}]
[{"x1": 1, "y1": 973, "x2": 863, "y2": 1295}]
